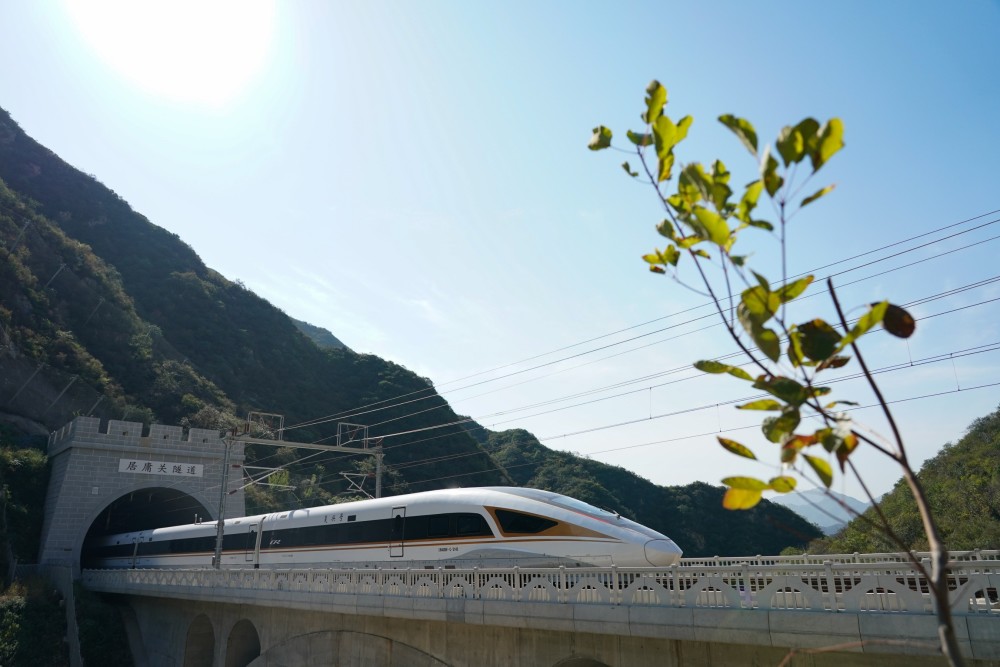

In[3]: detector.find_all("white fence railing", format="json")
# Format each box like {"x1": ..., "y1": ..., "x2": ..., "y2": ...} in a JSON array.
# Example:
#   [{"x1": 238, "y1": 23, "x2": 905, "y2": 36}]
[{"x1": 82, "y1": 555, "x2": 1000, "y2": 615}]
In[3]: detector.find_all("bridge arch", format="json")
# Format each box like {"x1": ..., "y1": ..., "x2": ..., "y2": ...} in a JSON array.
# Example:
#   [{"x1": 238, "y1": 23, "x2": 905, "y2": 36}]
[
  {"x1": 225, "y1": 619, "x2": 261, "y2": 667},
  {"x1": 251, "y1": 630, "x2": 449, "y2": 666},
  {"x1": 553, "y1": 657, "x2": 612, "y2": 667},
  {"x1": 183, "y1": 614, "x2": 215, "y2": 667}
]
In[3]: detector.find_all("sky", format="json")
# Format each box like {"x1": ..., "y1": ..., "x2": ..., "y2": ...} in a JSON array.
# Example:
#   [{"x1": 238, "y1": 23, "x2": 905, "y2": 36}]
[{"x1": 1, "y1": 1, "x2": 999, "y2": 504}]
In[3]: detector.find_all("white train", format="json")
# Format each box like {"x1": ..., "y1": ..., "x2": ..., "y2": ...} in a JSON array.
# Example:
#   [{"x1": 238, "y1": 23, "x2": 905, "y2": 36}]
[{"x1": 84, "y1": 487, "x2": 682, "y2": 569}]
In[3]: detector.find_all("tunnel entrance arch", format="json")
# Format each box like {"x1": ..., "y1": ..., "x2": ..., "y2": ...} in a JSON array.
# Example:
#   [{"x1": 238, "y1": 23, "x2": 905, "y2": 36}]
[
  {"x1": 79, "y1": 486, "x2": 213, "y2": 568},
  {"x1": 39, "y1": 416, "x2": 245, "y2": 573}
]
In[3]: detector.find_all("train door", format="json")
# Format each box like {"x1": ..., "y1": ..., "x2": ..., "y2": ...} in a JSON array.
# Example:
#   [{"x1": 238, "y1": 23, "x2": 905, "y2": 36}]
[
  {"x1": 246, "y1": 523, "x2": 259, "y2": 566},
  {"x1": 389, "y1": 506, "x2": 406, "y2": 558}
]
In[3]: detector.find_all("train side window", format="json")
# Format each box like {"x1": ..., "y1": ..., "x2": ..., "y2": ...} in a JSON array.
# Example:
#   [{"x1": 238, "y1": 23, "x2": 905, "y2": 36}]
[
  {"x1": 495, "y1": 509, "x2": 557, "y2": 534},
  {"x1": 427, "y1": 515, "x2": 450, "y2": 538},
  {"x1": 404, "y1": 515, "x2": 428, "y2": 540},
  {"x1": 456, "y1": 513, "x2": 491, "y2": 536}
]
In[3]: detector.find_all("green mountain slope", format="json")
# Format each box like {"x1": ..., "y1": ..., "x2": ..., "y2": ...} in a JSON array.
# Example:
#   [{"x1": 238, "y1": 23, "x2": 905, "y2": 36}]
[
  {"x1": 0, "y1": 106, "x2": 820, "y2": 556},
  {"x1": 812, "y1": 404, "x2": 1000, "y2": 553}
]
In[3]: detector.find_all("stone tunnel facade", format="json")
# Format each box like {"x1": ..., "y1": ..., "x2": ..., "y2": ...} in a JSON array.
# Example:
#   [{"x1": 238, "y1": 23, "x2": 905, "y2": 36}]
[{"x1": 39, "y1": 416, "x2": 246, "y2": 572}]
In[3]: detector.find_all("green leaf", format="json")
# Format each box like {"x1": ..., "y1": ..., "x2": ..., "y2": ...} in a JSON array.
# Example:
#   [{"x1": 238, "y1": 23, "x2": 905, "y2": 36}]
[
  {"x1": 801, "y1": 184, "x2": 836, "y2": 208},
  {"x1": 777, "y1": 275, "x2": 813, "y2": 303},
  {"x1": 693, "y1": 360, "x2": 752, "y2": 380},
  {"x1": 763, "y1": 406, "x2": 801, "y2": 443},
  {"x1": 736, "y1": 398, "x2": 783, "y2": 411},
  {"x1": 588, "y1": 126, "x2": 612, "y2": 151},
  {"x1": 838, "y1": 301, "x2": 888, "y2": 350},
  {"x1": 691, "y1": 206, "x2": 730, "y2": 245},
  {"x1": 824, "y1": 400, "x2": 859, "y2": 409},
  {"x1": 643, "y1": 80, "x2": 666, "y2": 124},
  {"x1": 649, "y1": 265, "x2": 666, "y2": 274},
  {"x1": 760, "y1": 146, "x2": 783, "y2": 196},
  {"x1": 817, "y1": 355, "x2": 851, "y2": 371},
  {"x1": 722, "y1": 487, "x2": 762, "y2": 510},
  {"x1": 883, "y1": 303, "x2": 916, "y2": 338},
  {"x1": 675, "y1": 116, "x2": 693, "y2": 143},
  {"x1": 653, "y1": 115, "x2": 685, "y2": 182},
  {"x1": 622, "y1": 161, "x2": 639, "y2": 177},
  {"x1": 751, "y1": 324, "x2": 781, "y2": 362},
  {"x1": 657, "y1": 152, "x2": 675, "y2": 182},
  {"x1": 627, "y1": 130, "x2": 653, "y2": 147},
  {"x1": 753, "y1": 376, "x2": 809, "y2": 406},
  {"x1": 739, "y1": 285, "x2": 779, "y2": 323},
  {"x1": 718, "y1": 437, "x2": 756, "y2": 460},
  {"x1": 797, "y1": 318, "x2": 842, "y2": 361},
  {"x1": 722, "y1": 476, "x2": 769, "y2": 491},
  {"x1": 803, "y1": 454, "x2": 833, "y2": 488},
  {"x1": 656, "y1": 219, "x2": 677, "y2": 241},
  {"x1": 718, "y1": 114, "x2": 758, "y2": 156},
  {"x1": 787, "y1": 328, "x2": 805, "y2": 368},
  {"x1": 643, "y1": 247, "x2": 680, "y2": 267},
  {"x1": 767, "y1": 476, "x2": 797, "y2": 493},
  {"x1": 791, "y1": 117, "x2": 821, "y2": 161},
  {"x1": 811, "y1": 118, "x2": 844, "y2": 172},
  {"x1": 736, "y1": 180, "x2": 763, "y2": 223},
  {"x1": 747, "y1": 219, "x2": 774, "y2": 231},
  {"x1": 781, "y1": 434, "x2": 817, "y2": 464},
  {"x1": 776, "y1": 125, "x2": 805, "y2": 166}
]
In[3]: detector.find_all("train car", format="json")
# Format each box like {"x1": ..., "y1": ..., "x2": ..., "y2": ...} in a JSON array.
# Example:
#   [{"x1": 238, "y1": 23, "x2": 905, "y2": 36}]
[{"x1": 83, "y1": 487, "x2": 682, "y2": 569}]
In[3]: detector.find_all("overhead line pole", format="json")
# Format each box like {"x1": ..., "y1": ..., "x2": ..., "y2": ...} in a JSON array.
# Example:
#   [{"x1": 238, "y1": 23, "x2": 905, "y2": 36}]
[{"x1": 211, "y1": 415, "x2": 382, "y2": 568}]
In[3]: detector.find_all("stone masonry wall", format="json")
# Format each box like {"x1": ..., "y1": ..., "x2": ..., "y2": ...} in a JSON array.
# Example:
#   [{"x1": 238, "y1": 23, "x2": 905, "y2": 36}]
[{"x1": 39, "y1": 416, "x2": 246, "y2": 572}]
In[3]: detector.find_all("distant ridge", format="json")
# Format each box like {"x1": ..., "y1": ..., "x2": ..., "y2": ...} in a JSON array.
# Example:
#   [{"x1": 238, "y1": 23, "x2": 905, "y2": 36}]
[
  {"x1": 770, "y1": 488, "x2": 869, "y2": 535},
  {"x1": 290, "y1": 317, "x2": 349, "y2": 351}
]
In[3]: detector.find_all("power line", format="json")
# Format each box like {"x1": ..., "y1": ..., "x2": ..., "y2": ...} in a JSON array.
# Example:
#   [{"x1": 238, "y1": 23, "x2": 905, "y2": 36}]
[{"x1": 283, "y1": 215, "x2": 1000, "y2": 437}]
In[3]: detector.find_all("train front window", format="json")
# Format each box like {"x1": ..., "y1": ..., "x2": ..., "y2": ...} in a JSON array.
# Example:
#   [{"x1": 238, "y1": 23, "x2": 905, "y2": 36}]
[
  {"x1": 546, "y1": 494, "x2": 616, "y2": 518},
  {"x1": 495, "y1": 509, "x2": 557, "y2": 534}
]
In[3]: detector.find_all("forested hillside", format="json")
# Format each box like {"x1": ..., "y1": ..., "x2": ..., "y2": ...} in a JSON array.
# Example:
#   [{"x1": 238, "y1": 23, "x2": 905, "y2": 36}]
[
  {"x1": 810, "y1": 405, "x2": 1000, "y2": 553},
  {"x1": 1, "y1": 105, "x2": 820, "y2": 558}
]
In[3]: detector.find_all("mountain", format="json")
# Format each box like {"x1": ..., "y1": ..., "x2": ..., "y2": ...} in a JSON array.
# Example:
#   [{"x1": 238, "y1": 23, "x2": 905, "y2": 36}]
[
  {"x1": 290, "y1": 317, "x2": 349, "y2": 351},
  {"x1": 770, "y1": 489, "x2": 869, "y2": 535},
  {"x1": 810, "y1": 404, "x2": 1000, "y2": 553},
  {"x1": 0, "y1": 105, "x2": 821, "y2": 559}
]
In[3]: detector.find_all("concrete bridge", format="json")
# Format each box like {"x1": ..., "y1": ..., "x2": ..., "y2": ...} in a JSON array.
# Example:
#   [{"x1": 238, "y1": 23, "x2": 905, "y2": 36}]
[
  {"x1": 81, "y1": 553, "x2": 1000, "y2": 667},
  {"x1": 33, "y1": 417, "x2": 1000, "y2": 666}
]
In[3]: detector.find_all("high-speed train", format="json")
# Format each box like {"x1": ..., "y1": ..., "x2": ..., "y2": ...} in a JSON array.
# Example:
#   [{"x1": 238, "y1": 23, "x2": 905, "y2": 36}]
[{"x1": 84, "y1": 487, "x2": 682, "y2": 569}]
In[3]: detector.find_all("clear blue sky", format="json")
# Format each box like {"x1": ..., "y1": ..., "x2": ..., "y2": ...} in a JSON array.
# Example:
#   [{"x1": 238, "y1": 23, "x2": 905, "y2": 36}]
[{"x1": 1, "y1": 1, "x2": 998, "y2": 500}]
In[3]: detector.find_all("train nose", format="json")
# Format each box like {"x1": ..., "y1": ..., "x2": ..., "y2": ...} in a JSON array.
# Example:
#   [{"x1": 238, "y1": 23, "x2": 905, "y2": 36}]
[{"x1": 644, "y1": 539, "x2": 682, "y2": 566}]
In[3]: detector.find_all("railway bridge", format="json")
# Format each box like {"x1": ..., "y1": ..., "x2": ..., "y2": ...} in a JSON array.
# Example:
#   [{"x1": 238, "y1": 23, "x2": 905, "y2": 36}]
[
  {"x1": 34, "y1": 417, "x2": 1000, "y2": 666},
  {"x1": 78, "y1": 553, "x2": 1000, "y2": 667}
]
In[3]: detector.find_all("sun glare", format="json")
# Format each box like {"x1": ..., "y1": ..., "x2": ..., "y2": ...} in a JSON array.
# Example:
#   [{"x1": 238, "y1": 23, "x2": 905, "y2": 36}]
[{"x1": 65, "y1": 0, "x2": 275, "y2": 109}]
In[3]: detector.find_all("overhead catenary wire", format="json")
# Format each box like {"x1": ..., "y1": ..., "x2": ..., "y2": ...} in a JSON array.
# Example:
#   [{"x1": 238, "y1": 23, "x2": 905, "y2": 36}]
[
  {"x1": 244, "y1": 266, "x2": 1000, "y2": 475},
  {"x1": 281, "y1": 213, "x2": 1000, "y2": 435}
]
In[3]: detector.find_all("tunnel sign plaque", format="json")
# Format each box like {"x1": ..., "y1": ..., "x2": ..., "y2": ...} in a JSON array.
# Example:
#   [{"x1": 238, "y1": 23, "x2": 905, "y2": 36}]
[{"x1": 118, "y1": 459, "x2": 204, "y2": 477}]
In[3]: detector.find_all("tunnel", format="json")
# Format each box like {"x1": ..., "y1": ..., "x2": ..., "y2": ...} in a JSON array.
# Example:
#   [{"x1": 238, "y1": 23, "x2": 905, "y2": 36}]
[{"x1": 80, "y1": 486, "x2": 212, "y2": 568}]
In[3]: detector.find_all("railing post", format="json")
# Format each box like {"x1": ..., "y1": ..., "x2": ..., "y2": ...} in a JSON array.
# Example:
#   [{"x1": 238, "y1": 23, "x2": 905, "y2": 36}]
[
  {"x1": 559, "y1": 566, "x2": 567, "y2": 604},
  {"x1": 740, "y1": 562, "x2": 751, "y2": 609},
  {"x1": 824, "y1": 560, "x2": 837, "y2": 611}
]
